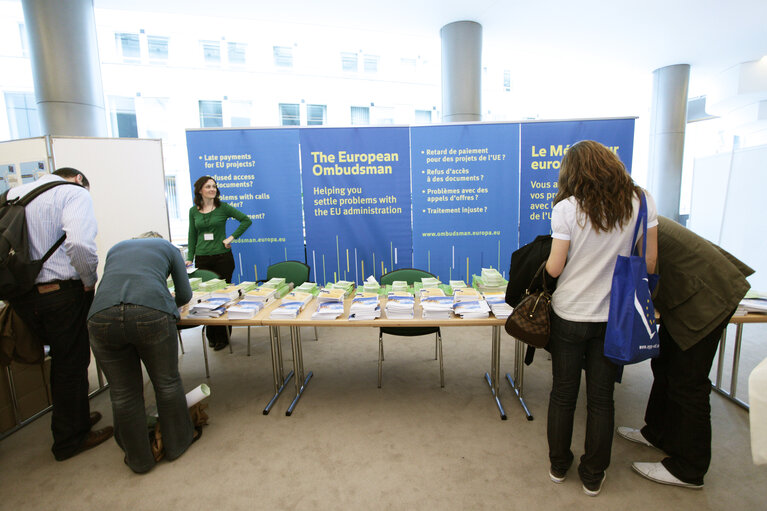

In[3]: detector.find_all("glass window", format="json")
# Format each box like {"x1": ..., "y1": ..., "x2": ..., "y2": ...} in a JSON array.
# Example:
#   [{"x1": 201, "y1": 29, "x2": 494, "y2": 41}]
[
  {"x1": 363, "y1": 54, "x2": 379, "y2": 73},
  {"x1": 147, "y1": 36, "x2": 169, "y2": 63},
  {"x1": 199, "y1": 100, "x2": 223, "y2": 127},
  {"x1": 503, "y1": 70, "x2": 511, "y2": 89},
  {"x1": 273, "y1": 46, "x2": 293, "y2": 68},
  {"x1": 140, "y1": 97, "x2": 170, "y2": 140},
  {"x1": 228, "y1": 42, "x2": 247, "y2": 66},
  {"x1": 279, "y1": 103, "x2": 299, "y2": 125},
  {"x1": 18, "y1": 23, "x2": 28, "y2": 58},
  {"x1": 307, "y1": 104, "x2": 326, "y2": 126},
  {"x1": 201, "y1": 40, "x2": 221, "y2": 65},
  {"x1": 4, "y1": 92, "x2": 39, "y2": 139},
  {"x1": 415, "y1": 109, "x2": 432, "y2": 124},
  {"x1": 341, "y1": 52, "x2": 358, "y2": 72},
  {"x1": 350, "y1": 106, "x2": 369, "y2": 125},
  {"x1": 109, "y1": 96, "x2": 138, "y2": 138},
  {"x1": 115, "y1": 33, "x2": 140, "y2": 63},
  {"x1": 229, "y1": 100, "x2": 251, "y2": 127},
  {"x1": 165, "y1": 176, "x2": 179, "y2": 219}
]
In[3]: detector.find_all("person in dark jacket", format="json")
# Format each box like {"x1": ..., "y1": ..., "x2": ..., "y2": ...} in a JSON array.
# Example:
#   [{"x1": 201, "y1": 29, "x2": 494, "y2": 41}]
[
  {"x1": 87, "y1": 232, "x2": 199, "y2": 473},
  {"x1": 618, "y1": 216, "x2": 753, "y2": 489}
]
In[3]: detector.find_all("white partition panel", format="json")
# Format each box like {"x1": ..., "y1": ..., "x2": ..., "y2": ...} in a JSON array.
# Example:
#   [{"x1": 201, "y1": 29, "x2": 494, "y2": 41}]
[
  {"x1": 690, "y1": 145, "x2": 766, "y2": 292},
  {"x1": 51, "y1": 137, "x2": 169, "y2": 279}
]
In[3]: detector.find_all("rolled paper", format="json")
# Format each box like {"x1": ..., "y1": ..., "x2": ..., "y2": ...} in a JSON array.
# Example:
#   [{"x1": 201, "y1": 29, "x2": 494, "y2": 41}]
[{"x1": 186, "y1": 383, "x2": 210, "y2": 408}]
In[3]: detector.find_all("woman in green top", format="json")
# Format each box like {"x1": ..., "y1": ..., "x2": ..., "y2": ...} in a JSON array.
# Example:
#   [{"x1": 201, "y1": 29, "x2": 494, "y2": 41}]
[{"x1": 187, "y1": 175, "x2": 252, "y2": 349}]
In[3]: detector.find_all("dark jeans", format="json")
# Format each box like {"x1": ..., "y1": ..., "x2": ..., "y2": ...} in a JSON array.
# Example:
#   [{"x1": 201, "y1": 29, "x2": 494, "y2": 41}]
[
  {"x1": 10, "y1": 281, "x2": 93, "y2": 460},
  {"x1": 641, "y1": 313, "x2": 732, "y2": 485},
  {"x1": 547, "y1": 312, "x2": 619, "y2": 486},
  {"x1": 88, "y1": 305, "x2": 193, "y2": 473},
  {"x1": 195, "y1": 251, "x2": 235, "y2": 345}
]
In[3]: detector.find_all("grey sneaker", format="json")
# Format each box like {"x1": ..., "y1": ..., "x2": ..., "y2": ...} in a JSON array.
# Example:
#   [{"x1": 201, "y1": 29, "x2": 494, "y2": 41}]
[
  {"x1": 617, "y1": 426, "x2": 654, "y2": 448},
  {"x1": 632, "y1": 462, "x2": 703, "y2": 489}
]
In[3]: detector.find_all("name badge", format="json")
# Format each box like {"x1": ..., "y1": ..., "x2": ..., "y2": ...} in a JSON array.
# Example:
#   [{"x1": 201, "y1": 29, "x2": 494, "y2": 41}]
[{"x1": 203, "y1": 233, "x2": 214, "y2": 241}]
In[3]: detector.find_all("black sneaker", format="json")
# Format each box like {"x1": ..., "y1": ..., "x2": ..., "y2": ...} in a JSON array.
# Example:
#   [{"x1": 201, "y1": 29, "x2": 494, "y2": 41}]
[
  {"x1": 549, "y1": 466, "x2": 567, "y2": 483},
  {"x1": 582, "y1": 473, "x2": 606, "y2": 497}
]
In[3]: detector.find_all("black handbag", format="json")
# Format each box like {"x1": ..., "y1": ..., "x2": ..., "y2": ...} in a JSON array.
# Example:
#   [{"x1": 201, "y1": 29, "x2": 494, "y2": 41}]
[{"x1": 504, "y1": 262, "x2": 551, "y2": 348}]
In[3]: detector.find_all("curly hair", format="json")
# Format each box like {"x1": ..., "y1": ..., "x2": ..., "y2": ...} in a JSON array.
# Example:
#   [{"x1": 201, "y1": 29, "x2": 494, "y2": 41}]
[
  {"x1": 552, "y1": 140, "x2": 641, "y2": 232},
  {"x1": 193, "y1": 175, "x2": 221, "y2": 210}
]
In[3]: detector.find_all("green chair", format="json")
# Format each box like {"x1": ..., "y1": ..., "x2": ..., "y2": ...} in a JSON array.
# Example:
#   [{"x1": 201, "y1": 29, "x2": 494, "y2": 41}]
[
  {"x1": 379, "y1": 268, "x2": 444, "y2": 388},
  {"x1": 255, "y1": 260, "x2": 316, "y2": 355},
  {"x1": 258, "y1": 260, "x2": 311, "y2": 287}
]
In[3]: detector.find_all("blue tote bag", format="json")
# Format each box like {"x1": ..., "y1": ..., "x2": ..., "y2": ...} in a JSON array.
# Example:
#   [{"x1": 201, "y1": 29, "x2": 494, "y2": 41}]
[{"x1": 604, "y1": 192, "x2": 659, "y2": 365}]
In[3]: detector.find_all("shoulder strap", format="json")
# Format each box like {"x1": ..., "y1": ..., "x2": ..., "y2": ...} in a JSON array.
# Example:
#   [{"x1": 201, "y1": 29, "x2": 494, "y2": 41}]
[
  {"x1": 630, "y1": 191, "x2": 648, "y2": 260},
  {"x1": 15, "y1": 180, "x2": 80, "y2": 207}
]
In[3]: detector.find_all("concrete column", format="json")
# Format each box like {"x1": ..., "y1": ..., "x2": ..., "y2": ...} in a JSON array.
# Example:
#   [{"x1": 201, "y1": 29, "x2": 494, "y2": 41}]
[
  {"x1": 440, "y1": 21, "x2": 482, "y2": 123},
  {"x1": 21, "y1": 0, "x2": 107, "y2": 137},
  {"x1": 647, "y1": 64, "x2": 690, "y2": 222}
]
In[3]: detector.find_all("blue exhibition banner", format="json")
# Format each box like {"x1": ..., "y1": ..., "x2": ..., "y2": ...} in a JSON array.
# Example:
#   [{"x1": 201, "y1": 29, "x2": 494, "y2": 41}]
[
  {"x1": 518, "y1": 118, "x2": 635, "y2": 247},
  {"x1": 299, "y1": 127, "x2": 412, "y2": 285},
  {"x1": 411, "y1": 123, "x2": 520, "y2": 282},
  {"x1": 185, "y1": 128, "x2": 304, "y2": 283}
]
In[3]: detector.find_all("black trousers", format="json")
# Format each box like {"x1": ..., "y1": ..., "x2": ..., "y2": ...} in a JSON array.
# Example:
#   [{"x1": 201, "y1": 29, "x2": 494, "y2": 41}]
[
  {"x1": 10, "y1": 281, "x2": 94, "y2": 460},
  {"x1": 641, "y1": 312, "x2": 733, "y2": 485},
  {"x1": 195, "y1": 251, "x2": 235, "y2": 345}
]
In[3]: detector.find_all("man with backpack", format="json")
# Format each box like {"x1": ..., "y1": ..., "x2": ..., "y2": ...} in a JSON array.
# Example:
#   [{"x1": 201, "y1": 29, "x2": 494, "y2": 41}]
[{"x1": 6, "y1": 167, "x2": 112, "y2": 461}]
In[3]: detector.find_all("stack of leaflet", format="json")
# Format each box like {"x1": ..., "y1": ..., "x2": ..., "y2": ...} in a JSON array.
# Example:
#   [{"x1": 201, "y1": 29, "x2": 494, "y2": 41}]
[
  {"x1": 331, "y1": 280, "x2": 355, "y2": 296},
  {"x1": 295, "y1": 282, "x2": 319, "y2": 296},
  {"x1": 270, "y1": 291, "x2": 314, "y2": 318},
  {"x1": 362, "y1": 275, "x2": 381, "y2": 294},
  {"x1": 390, "y1": 280, "x2": 410, "y2": 293},
  {"x1": 483, "y1": 292, "x2": 513, "y2": 319},
  {"x1": 472, "y1": 268, "x2": 508, "y2": 294},
  {"x1": 188, "y1": 296, "x2": 231, "y2": 318},
  {"x1": 453, "y1": 287, "x2": 482, "y2": 303},
  {"x1": 261, "y1": 277, "x2": 291, "y2": 298},
  {"x1": 449, "y1": 280, "x2": 466, "y2": 295},
  {"x1": 226, "y1": 298, "x2": 265, "y2": 320},
  {"x1": 385, "y1": 291, "x2": 415, "y2": 319},
  {"x1": 198, "y1": 278, "x2": 228, "y2": 293},
  {"x1": 421, "y1": 288, "x2": 454, "y2": 319},
  {"x1": 235, "y1": 281, "x2": 257, "y2": 294},
  {"x1": 312, "y1": 287, "x2": 346, "y2": 320},
  {"x1": 349, "y1": 292, "x2": 381, "y2": 320},
  {"x1": 243, "y1": 286, "x2": 278, "y2": 305},
  {"x1": 210, "y1": 284, "x2": 242, "y2": 301},
  {"x1": 421, "y1": 277, "x2": 441, "y2": 288},
  {"x1": 453, "y1": 299, "x2": 491, "y2": 319}
]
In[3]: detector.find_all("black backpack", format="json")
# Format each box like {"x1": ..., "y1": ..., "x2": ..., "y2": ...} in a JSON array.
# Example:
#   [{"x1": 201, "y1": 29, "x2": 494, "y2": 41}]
[{"x1": 0, "y1": 181, "x2": 78, "y2": 299}]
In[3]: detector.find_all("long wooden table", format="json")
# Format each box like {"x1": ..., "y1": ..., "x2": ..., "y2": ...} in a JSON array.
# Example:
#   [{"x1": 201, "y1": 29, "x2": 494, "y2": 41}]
[
  {"x1": 713, "y1": 313, "x2": 767, "y2": 409},
  {"x1": 179, "y1": 297, "x2": 529, "y2": 419}
]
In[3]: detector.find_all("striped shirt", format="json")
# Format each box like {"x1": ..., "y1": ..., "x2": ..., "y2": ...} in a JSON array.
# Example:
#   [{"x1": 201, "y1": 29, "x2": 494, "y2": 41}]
[{"x1": 7, "y1": 174, "x2": 98, "y2": 287}]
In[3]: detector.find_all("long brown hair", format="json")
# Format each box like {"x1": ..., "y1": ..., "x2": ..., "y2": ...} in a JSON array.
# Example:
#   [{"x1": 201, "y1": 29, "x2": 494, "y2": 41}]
[
  {"x1": 552, "y1": 140, "x2": 641, "y2": 232},
  {"x1": 193, "y1": 175, "x2": 221, "y2": 209}
]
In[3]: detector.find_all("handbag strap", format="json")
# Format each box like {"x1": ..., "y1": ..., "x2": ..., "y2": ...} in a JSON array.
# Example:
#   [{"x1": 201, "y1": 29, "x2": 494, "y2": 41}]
[
  {"x1": 525, "y1": 261, "x2": 549, "y2": 294},
  {"x1": 630, "y1": 191, "x2": 648, "y2": 261}
]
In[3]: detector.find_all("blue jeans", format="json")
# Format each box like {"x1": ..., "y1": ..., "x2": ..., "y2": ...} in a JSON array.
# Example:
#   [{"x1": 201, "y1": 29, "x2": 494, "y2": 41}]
[
  {"x1": 88, "y1": 305, "x2": 193, "y2": 473},
  {"x1": 10, "y1": 281, "x2": 93, "y2": 460},
  {"x1": 547, "y1": 312, "x2": 618, "y2": 486}
]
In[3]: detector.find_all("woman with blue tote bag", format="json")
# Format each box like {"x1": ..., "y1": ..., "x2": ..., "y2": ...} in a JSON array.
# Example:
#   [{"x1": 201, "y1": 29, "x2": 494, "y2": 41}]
[{"x1": 544, "y1": 140, "x2": 658, "y2": 497}]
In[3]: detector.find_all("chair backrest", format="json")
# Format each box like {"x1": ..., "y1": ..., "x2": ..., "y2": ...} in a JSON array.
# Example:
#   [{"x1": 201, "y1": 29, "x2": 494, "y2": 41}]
[
  {"x1": 188, "y1": 269, "x2": 220, "y2": 282},
  {"x1": 380, "y1": 268, "x2": 435, "y2": 286},
  {"x1": 266, "y1": 260, "x2": 311, "y2": 286}
]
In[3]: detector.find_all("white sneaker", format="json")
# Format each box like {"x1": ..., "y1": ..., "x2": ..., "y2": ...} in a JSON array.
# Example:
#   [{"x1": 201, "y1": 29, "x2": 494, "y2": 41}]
[
  {"x1": 617, "y1": 426, "x2": 654, "y2": 448},
  {"x1": 549, "y1": 467, "x2": 567, "y2": 483},
  {"x1": 632, "y1": 462, "x2": 703, "y2": 489}
]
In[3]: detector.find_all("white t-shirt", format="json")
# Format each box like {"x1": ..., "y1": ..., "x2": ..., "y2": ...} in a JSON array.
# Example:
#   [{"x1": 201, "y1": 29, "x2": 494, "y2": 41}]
[{"x1": 550, "y1": 191, "x2": 658, "y2": 322}]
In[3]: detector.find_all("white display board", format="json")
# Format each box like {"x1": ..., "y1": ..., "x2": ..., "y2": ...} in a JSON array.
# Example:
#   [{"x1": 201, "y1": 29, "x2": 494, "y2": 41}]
[
  {"x1": 50, "y1": 136, "x2": 170, "y2": 278},
  {"x1": 690, "y1": 145, "x2": 766, "y2": 291},
  {"x1": 0, "y1": 137, "x2": 50, "y2": 192}
]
